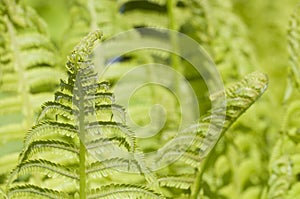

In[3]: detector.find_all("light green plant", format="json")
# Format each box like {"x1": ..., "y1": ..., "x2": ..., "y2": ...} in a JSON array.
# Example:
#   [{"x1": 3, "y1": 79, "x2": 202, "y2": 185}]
[
  {"x1": 0, "y1": 0, "x2": 63, "y2": 186},
  {"x1": 263, "y1": 4, "x2": 300, "y2": 199},
  {"x1": 1, "y1": 29, "x2": 268, "y2": 198},
  {"x1": 4, "y1": 0, "x2": 300, "y2": 198}
]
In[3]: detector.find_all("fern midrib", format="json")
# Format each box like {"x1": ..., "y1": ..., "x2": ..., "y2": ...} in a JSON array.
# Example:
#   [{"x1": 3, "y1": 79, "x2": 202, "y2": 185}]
[
  {"x1": 78, "y1": 80, "x2": 87, "y2": 199},
  {"x1": 5, "y1": 15, "x2": 33, "y2": 129}
]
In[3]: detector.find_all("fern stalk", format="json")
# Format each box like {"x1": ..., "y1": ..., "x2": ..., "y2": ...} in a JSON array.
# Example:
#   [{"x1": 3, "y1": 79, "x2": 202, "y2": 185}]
[
  {"x1": 167, "y1": 0, "x2": 182, "y2": 91},
  {"x1": 191, "y1": 142, "x2": 216, "y2": 199},
  {"x1": 167, "y1": 0, "x2": 183, "y2": 124},
  {"x1": 78, "y1": 82, "x2": 87, "y2": 199}
]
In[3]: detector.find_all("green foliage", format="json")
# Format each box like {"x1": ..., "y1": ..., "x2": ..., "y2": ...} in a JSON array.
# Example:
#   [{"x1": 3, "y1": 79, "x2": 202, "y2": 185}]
[
  {"x1": 59, "y1": 0, "x2": 255, "y2": 82},
  {"x1": 1, "y1": 0, "x2": 299, "y2": 198},
  {"x1": 5, "y1": 30, "x2": 163, "y2": 199},
  {"x1": 0, "y1": 0, "x2": 63, "y2": 185},
  {"x1": 262, "y1": 4, "x2": 300, "y2": 199},
  {"x1": 3, "y1": 30, "x2": 267, "y2": 198}
]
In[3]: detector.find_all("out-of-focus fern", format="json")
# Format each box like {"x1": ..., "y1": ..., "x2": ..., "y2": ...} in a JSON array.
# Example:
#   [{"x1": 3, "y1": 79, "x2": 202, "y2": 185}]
[
  {"x1": 57, "y1": 0, "x2": 257, "y2": 127},
  {"x1": 0, "y1": 0, "x2": 63, "y2": 186},
  {"x1": 61, "y1": 0, "x2": 255, "y2": 83},
  {"x1": 264, "y1": 101, "x2": 300, "y2": 199},
  {"x1": 6, "y1": 30, "x2": 163, "y2": 199},
  {"x1": 207, "y1": 0, "x2": 257, "y2": 83},
  {"x1": 264, "y1": 4, "x2": 300, "y2": 199},
  {"x1": 288, "y1": 4, "x2": 300, "y2": 96}
]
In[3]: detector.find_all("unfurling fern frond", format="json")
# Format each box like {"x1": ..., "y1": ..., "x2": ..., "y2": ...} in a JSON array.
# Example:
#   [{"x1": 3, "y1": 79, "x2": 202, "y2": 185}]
[
  {"x1": 0, "y1": 0, "x2": 63, "y2": 186},
  {"x1": 6, "y1": 30, "x2": 164, "y2": 199},
  {"x1": 152, "y1": 71, "x2": 268, "y2": 198},
  {"x1": 156, "y1": 72, "x2": 268, "y2": 169}
]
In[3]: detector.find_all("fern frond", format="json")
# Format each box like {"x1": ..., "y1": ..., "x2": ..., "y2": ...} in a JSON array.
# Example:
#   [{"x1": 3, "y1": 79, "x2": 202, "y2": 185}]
[
  {"x1": 223, "y1": 71, "x2": 268, "y2": 127},
  {"x1": 0, "y1": 0, "x2": 63, "y2": 185},
  {"x1": 37, "y1": 101, "x2": 74, "y2": 123},
  {"x1": 86, "y1": 122, "x2": 135, "y2": 149},
  {"x1": 0, "y1": 0, "x2": 62, "y2": 96},
  {"x1": 288, "y1": 5, "x2": 300, "y2": 92},
  {"x1": 158, "y1": 175, "x2": 194, "y2": 190},
  {"x1": 213, "y1": 0, "x2": 257, "y2": 79},
  {"x1": 87, "y1": 158, "x2": 139, "y2": 178},
  {"x1": 8, "y1": 185, "x2": 69, "y2": 199},
  {"x1": 19, "y1": 140, "x2": 79, "y2": 163},
  {"x1": 17, "y1": 159, "x2": 78, "y2": 181},
  {"x1": 86, "y1": 137, "x2": 131, "y2": 153},
  {"x1": 158, "y1": 149, "x2": 201, "y2": 168},
  {"x1": 7, "y1": 30, "x2": 161, "y2": 198},
  {"x1": 24, "y1": 122, "x2": 77, "y2": 146},
  {"x1": 157, "y1": 72, "x2": 268, "y2": 169},
  {"x1": 88, "y1": 184, "x2": 165, "y2": 199},
  {"x1": 268, "y1": 155, "x2": 293, "y2": 199}
]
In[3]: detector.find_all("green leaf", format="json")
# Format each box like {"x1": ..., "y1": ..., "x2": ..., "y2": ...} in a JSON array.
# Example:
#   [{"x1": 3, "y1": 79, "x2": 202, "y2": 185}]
[
  {"x1": 87, "y1": 184, "x2": 165, "y2": 199},
  {"x1": 8, "y1": 185, "x2": 69, "y2": 199},
  {"x1": 158, "y1": 175, "x2": 194, "y2": 189},
  {"x1": 24, "y1": 122, "x2": 77, "y2": 146},
  {"x1": 87, "y1": 158, "x2": 138, "y2": 178},
  {"x1": 17, "y1": 159, "x2": 78, "y2": 181},
  {"x1": 19, "y1": 140, "x2": 79, "y2": 163}
]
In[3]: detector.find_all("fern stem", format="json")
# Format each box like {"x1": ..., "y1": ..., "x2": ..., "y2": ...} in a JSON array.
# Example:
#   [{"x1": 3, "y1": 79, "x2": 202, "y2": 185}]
[
  {"x1": 167, "y1": 0, "x2": 182, "y2": 89},
  {"x1": 79, "y1": 138, "x2": 86, "y2": 199},
  {"x1": 78, "y1": 80, "x2": 87, "y2": 199},
  {"x1": 167, "y1": 0, "x2": 176, "y2": 31},
  {"x1": 191, "y1": 145, "x2": 216, "y2": 199}
]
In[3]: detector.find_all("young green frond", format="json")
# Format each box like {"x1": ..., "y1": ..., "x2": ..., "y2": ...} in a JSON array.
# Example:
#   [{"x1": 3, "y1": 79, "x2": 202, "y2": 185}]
[
  {"x1": 7, "y1": 30, "x2": 160, "y2": 198},
  {"x1": 157, "y1": 71, "x2": 268, "y2": 172}
]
